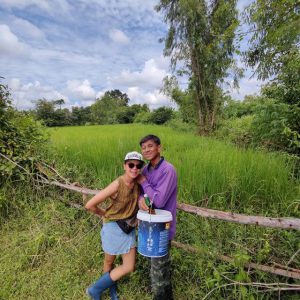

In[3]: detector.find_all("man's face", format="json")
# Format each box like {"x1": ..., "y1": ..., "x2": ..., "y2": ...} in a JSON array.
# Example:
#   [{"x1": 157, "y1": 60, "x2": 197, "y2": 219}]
[{"x1": 141, "y1": 139, "x2": 161, "y2": 161}]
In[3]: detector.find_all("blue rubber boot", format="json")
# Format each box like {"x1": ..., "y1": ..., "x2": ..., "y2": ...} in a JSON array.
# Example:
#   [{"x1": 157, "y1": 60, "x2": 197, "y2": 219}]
[
  {"x1": 86, "y1": 272, "x2": 115, "y2": 300},
  {"x1": 109, "y1": 283, "x2": 119, "y2": 300}
]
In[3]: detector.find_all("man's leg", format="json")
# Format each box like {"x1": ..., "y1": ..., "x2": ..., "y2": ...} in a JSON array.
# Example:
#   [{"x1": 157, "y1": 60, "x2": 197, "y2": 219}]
[{"x1": 151, "y1": 252, "x2": 173, "y2": 300}]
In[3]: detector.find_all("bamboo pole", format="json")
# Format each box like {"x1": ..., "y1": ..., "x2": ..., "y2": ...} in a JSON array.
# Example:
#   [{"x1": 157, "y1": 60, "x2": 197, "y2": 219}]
[
  {"x1": 177, "y1": 203, "x2": 300, "y2": 231},
  {"x1": 50, "y1": 180, "x2": 300, "y2": 231}
]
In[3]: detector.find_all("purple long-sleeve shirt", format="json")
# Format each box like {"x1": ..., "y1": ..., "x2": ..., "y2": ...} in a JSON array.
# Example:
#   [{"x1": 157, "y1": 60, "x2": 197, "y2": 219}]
[{"x1": 140, "y1": 157, "x2": 177, "y2": 240}]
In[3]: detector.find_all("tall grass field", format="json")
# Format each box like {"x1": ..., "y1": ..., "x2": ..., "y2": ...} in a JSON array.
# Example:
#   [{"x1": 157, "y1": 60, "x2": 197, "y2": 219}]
[
  {"x1": 1, "y1": 124, "x2": 299, "y2": 299},
  {"x1": 50, "y1": 124, "x2": 297, "y2": 214}
]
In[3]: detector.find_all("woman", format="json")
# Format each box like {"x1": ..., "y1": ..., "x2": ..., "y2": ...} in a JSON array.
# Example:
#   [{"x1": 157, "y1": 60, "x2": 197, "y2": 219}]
[{"x1": 85, "y1": 151, "x2": 144, "y2": 300}]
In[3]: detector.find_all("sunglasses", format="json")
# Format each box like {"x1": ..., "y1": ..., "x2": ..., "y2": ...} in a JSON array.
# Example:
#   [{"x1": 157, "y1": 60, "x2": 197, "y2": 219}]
[{"x1": 127, "y1": 162, "x2": 143, "y2": 169}]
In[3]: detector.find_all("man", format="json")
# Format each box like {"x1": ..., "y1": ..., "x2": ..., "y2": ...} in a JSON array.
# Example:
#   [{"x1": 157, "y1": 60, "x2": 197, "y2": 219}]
[{"x1": 137, "y1": 134, "x2": 177, "y2": 300}]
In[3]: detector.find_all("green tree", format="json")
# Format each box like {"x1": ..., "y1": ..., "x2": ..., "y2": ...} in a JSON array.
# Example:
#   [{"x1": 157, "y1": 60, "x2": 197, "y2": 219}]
[
  {"x1": 116, "y1": 104, "x2": 149, "y2": 124},
  {"x1": 150, "y1": 106, "x2": 174, "y2": 125},
  {"x1": 34, "y1": 99, "x2": 56, "y2": 126},
  {"x1": 34, "y1": 99, "x2": 71, "y2": 127},
  {"x1": 91, "y1": 90, "x2": 130, "y2": 124},
  {"x1": 71, "y1": 106, "x2": 92, "y2": 125},
  {"x1": 54, "y1": 98, "x2": 65, "y2": 110},
  {"x1": 163, "y1": 76, "x2": 198, "y2": 124},
  {"x1": 244, "y1": 1, "x2": 299, "y2": 155},
  {"x1": 156, "y1": 0, "x2": 240, "y2": 134},
  {"x1": 244, "y1": 0, "x2": 299, "y2": 80},
  {"x1": 103, "y1": 89, "x2": 130, "y2": 106}
]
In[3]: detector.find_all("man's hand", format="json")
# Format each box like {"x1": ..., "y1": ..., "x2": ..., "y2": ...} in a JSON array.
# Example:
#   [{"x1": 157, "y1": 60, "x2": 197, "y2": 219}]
[
  {"x1": 136, "y1": 174, "x2": 146, "y2": 184},
  {"x1": 139, "y1": 197, "x2": 149, "y2": 211}
]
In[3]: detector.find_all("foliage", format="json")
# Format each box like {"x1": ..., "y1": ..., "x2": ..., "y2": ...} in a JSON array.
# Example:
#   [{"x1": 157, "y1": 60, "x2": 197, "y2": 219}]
[
  {"x1": 71, "y1": 106, "x2": 92, "y2": 125},
  {"x1": 116, "y1": 104, "x2": 149, "y2": 124},
  {"x1": 103, "y1": 89, "x2": 130, "y2": 105},
  {"x1": 150, "y1": 106, "x2": 174, "y2": 124},
  {"x1": 163, "y1": 76, "x2": 198, "y2": 124},
  {"x1": 133, "y1": 111, "x2": 152, "y2": 124},
  {"x1": 220, "y1": 95, "x2": 262, "y2": 119},
  {"x1": 0, "y1": 82, "x2": 47, "y2": 185},
  {"x1": 244, "y1": 0, "x2": 300, "y2": 80},
  {"x1": 166, "y1": 112, "x2": 197, "y2": 133},
  {"x1": 34, "y1": 98, "x2": 72, "y2": 126},
  {"x1": 90, "y1": 90, "x2": 150, "y2": 125},
  {"x1": 261, "y1": 51, "x2": 300, "y2": 106},
  {"x1": 214, "y1": 115, "x2": 254, "y2": 147},
  {"x1": 217, "y1": 49, "x2": 299, "y2": 156},
  {"x1": 156, "y1": 0, "x2": 240, "y2": 134},
  {"x1": 251, "y1": 100, "x2": 300, "y2": 154}
]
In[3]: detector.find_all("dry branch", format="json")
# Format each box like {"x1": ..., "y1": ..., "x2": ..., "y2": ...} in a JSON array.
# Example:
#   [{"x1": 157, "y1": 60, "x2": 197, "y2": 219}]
[
  {"x1": 177, "y1": 203, "x2": 300, "y2": 231},
  {"x1": 171, "y1": 241, "x2": 300, "y2": 280},
  {"x1": 50, "y1": 181, "x2": 98, "y2": 195},
  {"x1": 50, "y1": 181, "x2": 300, "y2": 231}
]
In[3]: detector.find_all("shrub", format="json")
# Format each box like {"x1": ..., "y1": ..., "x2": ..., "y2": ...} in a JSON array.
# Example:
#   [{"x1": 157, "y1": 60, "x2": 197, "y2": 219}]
[
  {"x1": 133, "y1": 111, "x2": 152, "y2": 124},
  {"x1": 251, "y1": 100, "x2": 300, "y2": 154},
  {"x1": 214, "y1": 115, "x2": 254, "y2": 147},
  {"x1": 0, "y1": 82, "x2": 48, "y2": 185},
  {"x1": 167, "y1": 115, "x2": 197, "y2": 133}
]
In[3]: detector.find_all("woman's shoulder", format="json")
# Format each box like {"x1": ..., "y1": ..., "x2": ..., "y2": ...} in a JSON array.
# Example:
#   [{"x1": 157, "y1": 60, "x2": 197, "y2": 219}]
[{"x1": 105, "y1": 178, "x2": 120, "y2": 194}]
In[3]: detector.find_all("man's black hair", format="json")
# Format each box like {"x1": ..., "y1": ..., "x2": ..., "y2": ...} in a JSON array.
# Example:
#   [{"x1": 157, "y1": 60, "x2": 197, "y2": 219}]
[{"x1": 139, "y1": 134, "x2": 161, "y2": 146}]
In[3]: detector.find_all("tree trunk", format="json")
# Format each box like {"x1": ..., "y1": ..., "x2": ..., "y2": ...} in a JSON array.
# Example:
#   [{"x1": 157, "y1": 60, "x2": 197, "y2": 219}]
[{"x1": 190, "y1": 45, "x2": 214, "y2": 135}]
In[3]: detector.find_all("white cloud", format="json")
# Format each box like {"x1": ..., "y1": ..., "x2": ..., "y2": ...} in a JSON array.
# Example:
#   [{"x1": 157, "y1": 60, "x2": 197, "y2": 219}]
[
  {"x1": 96, "y1": 90, "x2": 105, "y2": 99},
  {"x1": 111, "y1": 58, "x2": 169, "y2": 89},
  {"x1": 109, "y1": 29, "x2": 130, "y2": 44},
  {"x1": 0, "y1": 24, "x2": 28, "y2": 57},
  {"x1": 12, "y1": 17, "x2": 46, "y2": 40},
  {"x1": 0, "y1": 0, "x2": 70, "y2": 15},
  {"x1": 66, "y1": 79, "x2": 96, "y2": 101},
  {"x1": 127, "y1": 86, "x2": 173, "y2": 110},
  {"x1": 8, "y1": 78, "x2": 69, "y2": 110}
]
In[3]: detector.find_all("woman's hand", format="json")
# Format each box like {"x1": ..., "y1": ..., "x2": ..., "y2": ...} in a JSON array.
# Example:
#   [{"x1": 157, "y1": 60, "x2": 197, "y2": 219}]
[{"x1": 94, "y1": 207, "x2": 106, "y2": 217}]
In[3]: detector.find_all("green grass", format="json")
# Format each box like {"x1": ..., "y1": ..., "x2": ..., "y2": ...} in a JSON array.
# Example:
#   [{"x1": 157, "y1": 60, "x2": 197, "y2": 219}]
[
  {"x1": 1, "y1": 124, "x2": 299, "y2": 299},
  {"x1": 49, "y1": 124, "x2": 298, "y2": 215}
]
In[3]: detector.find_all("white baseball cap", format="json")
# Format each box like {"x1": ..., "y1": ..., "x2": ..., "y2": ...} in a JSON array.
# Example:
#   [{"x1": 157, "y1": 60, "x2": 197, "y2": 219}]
[{"x1": 124, "y1": 151, "x2": 144, "y2": 162}]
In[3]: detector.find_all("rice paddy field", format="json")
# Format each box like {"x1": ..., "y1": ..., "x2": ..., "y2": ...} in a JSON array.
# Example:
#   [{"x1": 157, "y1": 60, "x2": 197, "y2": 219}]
[
  {"x1": 1, "y1": 124, "x2": 299, "y2": 299},
  {"x1": 50, "y1": 124, "x2": 298, "y2": 214}
]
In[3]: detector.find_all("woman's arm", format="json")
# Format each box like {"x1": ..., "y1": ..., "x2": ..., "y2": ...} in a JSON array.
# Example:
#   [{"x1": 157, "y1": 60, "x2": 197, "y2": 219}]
[{"x1": 85, "y1": 179, "x2": 119, "y2": 217}]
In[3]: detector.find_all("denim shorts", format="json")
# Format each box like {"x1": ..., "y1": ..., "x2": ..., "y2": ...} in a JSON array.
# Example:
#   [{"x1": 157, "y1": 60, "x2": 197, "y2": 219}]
[{"x1": 101, "y1": 221, "x2": 136, "y2": 255}]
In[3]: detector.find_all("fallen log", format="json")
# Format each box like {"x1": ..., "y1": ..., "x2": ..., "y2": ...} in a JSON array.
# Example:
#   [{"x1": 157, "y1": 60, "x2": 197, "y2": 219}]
[
  {"x1": 177, "y1": 203, "x2": 300, "y2": 231},
  {"x1": 49, "y1": 181, "x2": 300, "y2": 231}
]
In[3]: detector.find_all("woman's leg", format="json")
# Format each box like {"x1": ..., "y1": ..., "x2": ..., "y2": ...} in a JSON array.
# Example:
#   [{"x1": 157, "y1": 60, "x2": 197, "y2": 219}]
[
  {"x1": 109, "y1": 247, "x2": 136, "y2": 281},
  {"x1": 103, "y1": 253, "x2": 119, "y2": 299},
  {"x1": 103, "y1": 253, "x2": 116, "y2": 273}
]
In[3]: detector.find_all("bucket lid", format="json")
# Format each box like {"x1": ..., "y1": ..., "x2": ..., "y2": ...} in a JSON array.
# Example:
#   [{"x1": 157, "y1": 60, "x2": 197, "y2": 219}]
[{"x1": 137, "y1": 209, "x2": 172, "y2": 222}]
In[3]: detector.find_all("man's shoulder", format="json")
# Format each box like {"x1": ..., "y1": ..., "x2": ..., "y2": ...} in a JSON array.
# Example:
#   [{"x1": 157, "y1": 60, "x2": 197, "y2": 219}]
[{"x1": 161, "y1": 159, "x2": 177, "y2": 173}]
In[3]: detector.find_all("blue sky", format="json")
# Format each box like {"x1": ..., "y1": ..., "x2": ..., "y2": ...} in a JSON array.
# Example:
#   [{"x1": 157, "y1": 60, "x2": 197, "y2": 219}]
[{"x1": 0, "y1": 0, "x2": 262, "y2": 110}]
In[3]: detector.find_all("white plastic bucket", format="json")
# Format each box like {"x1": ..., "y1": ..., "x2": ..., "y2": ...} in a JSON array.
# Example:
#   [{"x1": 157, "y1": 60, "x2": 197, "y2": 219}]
[{"x1": 137, "y1": 209, "x2": 173, "y2": 257}]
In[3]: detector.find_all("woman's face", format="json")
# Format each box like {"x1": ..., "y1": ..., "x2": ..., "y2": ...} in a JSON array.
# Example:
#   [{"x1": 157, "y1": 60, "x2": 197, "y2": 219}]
[{"x1": 124, "y1": 159, "x2": 143, "y2": 179}]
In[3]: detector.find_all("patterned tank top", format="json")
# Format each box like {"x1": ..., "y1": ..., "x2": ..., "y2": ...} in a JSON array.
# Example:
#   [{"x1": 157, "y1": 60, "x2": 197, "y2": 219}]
[{"x1": 103, "y1": 176, "x2": 140, "y2": 222}]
